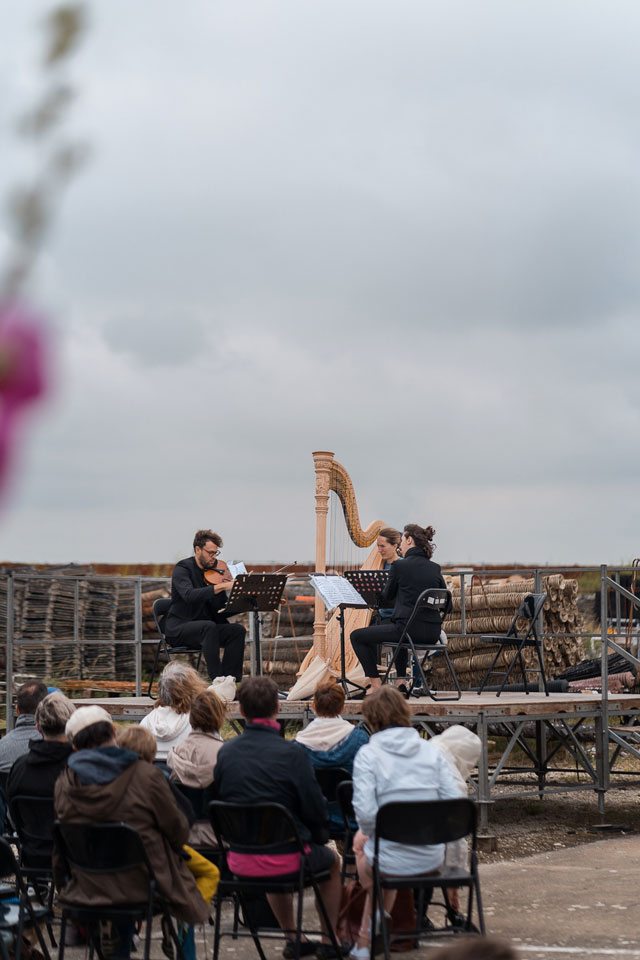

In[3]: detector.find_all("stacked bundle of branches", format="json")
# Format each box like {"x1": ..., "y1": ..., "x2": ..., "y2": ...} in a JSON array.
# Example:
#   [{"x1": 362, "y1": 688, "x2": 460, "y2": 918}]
[
  {"x1": 142, "y1": 583, "x2": 170, "y2": 638},
  {"x1": 431, "y1": 575, "x2": 584, "y2": 690}
]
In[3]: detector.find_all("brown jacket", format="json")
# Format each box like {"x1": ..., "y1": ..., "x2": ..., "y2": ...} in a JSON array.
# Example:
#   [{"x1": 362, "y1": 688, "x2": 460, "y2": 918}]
[{"x1": 54, "y1": 752, "x2": 208, "y2": 924}]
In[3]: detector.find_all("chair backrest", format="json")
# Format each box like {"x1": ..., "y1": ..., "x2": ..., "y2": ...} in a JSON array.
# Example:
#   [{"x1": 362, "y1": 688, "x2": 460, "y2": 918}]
[
  {"x1": 9, "y1": 794, "x2": 55, "y2": 867},
  {"x1": 411, "y1": 588, "x2": 452, "y2": 622},
  {"x1": 313, "y1": 767, "x2": 351, "y2": 803},
  {"x1": 173, "y1": 780, "x2": 215, "y2": 820},
  {"x1": 374, "y1": 798, "x2": 476, "y2": 848},
  {"x1": 335, "y1": 780, "x2": 354, "y2": 828},
  {"x1": 54, "y1": 821, "x2": 151, "y2": 876},
  {"x1": 208, "y1": 801, "x2": 302, "y2": 854},
  {"x1": 153, "y1": 597, "x2": 172, "y2": 637},
  {"x1": 508, "y1": 592, "x2": 547, "y2": 640}
]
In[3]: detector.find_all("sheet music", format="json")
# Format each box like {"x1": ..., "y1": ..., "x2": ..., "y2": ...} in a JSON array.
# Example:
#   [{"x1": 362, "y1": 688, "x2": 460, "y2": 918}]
[
  {"x1": 310, "y1": 574, "x2": 367, "y2": 610},
  {"x1": 227, "y1": 561, "x2": 247, "y2": 578}
]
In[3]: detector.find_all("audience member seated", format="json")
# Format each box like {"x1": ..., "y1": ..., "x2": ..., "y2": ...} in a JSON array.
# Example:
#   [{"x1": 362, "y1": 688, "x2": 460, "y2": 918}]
[
  {"x1": 167, "y1": 689, "x2": 226, "y2": 847},
  {"x1": 54, "y1": 705, "x2": 209, "y2": 960},
  {"x1": 429, "y1": 725, "x2": 481, "y2": 926},
  {"x1": 212, "y1": 677, "x2": 343, "y2": 958},
  {"x1": 349, "y1": 687, "x2": 459, "y2": 959},
  {"x1": 295, "y1": 681, "x2": 368, "y2": 829},
  {"x1": 6, "y1": 691, "x2": 75, "y2": 800},
  {"x1": 117, "y1": 724, "x2": 219, "y2": 908},
  {"x1": 0, "y1": 680, "x2": 48, "y2": 775},
  {"x1": 140, "y1": 661, "x2": 207, "y2": 761}
]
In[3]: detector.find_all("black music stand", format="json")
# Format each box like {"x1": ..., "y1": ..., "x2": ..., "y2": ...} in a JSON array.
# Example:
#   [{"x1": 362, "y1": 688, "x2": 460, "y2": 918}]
[
  {"x1": 344, "y1": 569, "x2": 389, "y2": 611},
  {"x1": 339, "y1": 570, "x2": 390, "y2": 696},
  {"x1": 220, "y1": 574, "x2": 287, "y2": 677}
]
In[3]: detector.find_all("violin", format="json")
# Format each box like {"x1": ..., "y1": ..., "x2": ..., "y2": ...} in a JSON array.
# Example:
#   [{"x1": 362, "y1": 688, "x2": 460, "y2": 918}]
[{"x1": 203, "y1": 558, "x2": 233, "y2": 586}]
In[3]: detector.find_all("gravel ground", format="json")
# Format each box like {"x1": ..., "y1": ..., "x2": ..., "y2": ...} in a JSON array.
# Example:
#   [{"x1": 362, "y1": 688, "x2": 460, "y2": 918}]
[{"x1": 479, "y1": 781, "x2": 640, "y2": 863}]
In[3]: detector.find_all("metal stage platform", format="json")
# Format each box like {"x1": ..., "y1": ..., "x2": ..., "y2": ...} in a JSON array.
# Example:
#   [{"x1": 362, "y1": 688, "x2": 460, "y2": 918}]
[{"x1": 72, "y1": 691, "x2": 640, "y2": 835}]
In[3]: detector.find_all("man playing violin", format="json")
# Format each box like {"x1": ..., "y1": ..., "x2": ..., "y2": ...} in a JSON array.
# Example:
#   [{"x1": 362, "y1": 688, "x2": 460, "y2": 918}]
[{"x1": 164, "y1": 529, "x2": 246, "y2": 682}]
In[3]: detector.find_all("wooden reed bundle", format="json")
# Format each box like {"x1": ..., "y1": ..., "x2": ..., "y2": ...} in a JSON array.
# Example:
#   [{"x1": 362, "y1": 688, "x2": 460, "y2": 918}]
[{"x1": 430, "y1": 575, "x2": 584, "y2": 690}]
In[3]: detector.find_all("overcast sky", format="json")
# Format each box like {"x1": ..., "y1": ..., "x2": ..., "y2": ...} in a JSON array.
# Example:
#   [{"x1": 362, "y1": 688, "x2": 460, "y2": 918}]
[{"x1": 1, "y1": 0, "x2": 639, "y2": 566}]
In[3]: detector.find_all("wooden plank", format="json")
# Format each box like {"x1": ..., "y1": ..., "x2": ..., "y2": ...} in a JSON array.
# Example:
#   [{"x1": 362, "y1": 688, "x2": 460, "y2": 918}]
[{"x1": 71, "y1": 691, "x2": 640, "y2": 723}]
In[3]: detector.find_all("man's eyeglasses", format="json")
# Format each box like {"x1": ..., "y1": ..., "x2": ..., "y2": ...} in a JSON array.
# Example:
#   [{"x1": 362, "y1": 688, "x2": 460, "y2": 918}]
[{"x1": 201, "y1": 547, "x2": 219, "y2": 557}]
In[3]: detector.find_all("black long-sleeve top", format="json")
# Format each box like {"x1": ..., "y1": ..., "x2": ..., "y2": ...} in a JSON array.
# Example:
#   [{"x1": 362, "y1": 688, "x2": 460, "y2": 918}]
[
  {"x1": 381, "y1": 547, "x2": 446, "y2": 628},
  {"x1": 165, "y1": 555, "x2": 230, "y2": 636}
]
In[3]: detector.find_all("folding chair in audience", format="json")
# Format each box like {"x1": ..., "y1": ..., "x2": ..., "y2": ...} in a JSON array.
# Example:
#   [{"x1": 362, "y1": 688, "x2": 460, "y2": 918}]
[
  {"x1": 335, "y1": 780, "x2": 357, "y2": 882},
  {"x1": 147, "y1": 597, "x2": 203, "y2": 698},
  {"x1": 371, "y1": 798, "x2": 485, "y2": 960},
  {"x1": 54, "y1": 820, "x2": 187, "y2": 960},
  {"x1": 382, "y1": 589, "x2": 461, "y2": 701},
  {"x1": 0, "y1": 836, "x2": 53, "y2": 960},
  {"x1": 313, "y1": 767, "x2": 351, "y2": 842},
  {"x1": 9, "y1": 795, "x2": 58, "y2": 948},
  {"x1": 208, "y1": 800, "x2": 343, "y2": 960},
  {"x1": 476, "y1": 592, "x2": 549, "y2": 697}
]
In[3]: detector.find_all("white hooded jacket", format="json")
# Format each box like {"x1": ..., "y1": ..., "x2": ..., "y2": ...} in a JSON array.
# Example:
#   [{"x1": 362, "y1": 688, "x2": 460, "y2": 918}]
[
  {"x1": 352, "y1": 726, "x2": 460, "y2": 875},
  {"x1": 140, "y1": 706, "x2": 192, "y2": 760}
]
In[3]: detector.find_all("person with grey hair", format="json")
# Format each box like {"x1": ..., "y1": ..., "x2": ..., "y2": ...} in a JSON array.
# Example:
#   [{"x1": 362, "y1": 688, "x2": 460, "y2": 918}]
[
  {"x1": 140, "y1": 661, "x2": 207, "y2": 760},
  {"x1": 6, "y1": 691, "x2": 75, "y2": 802}
]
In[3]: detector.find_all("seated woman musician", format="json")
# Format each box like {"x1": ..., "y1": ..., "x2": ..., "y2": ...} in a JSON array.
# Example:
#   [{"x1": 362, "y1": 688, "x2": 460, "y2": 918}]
[
  {"x1": 350, "y1": 523, "x2": 446, "y2": 695},
  {"x1": 375, "y1": 526, "x2": 401, "y2": 622}
]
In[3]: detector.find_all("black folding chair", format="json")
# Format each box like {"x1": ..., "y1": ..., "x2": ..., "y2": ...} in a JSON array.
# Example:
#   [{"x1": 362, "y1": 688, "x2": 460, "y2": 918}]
[
  {"x1": 54, "y1": 820, "x2": 186, "y2": 960},
  {"x1": 371, "y1": 798, "x2": 484, "y2": 959},
  {"x1": 172, "y1": 781, "x2": 221, "y2": 864},
  {"x1": 147, "y1": 597, "x2": 203, "y2": 697},
  {"x1": 208, "y1": 800, "x2": 342, "y2": 960},
  {"x1": 0, "y1": 836, "x2": 52, "y2": 960},
  {"x1": 8, "y1": 795, "x2": 58, "y2": 947},
  {"x1": 313, "y1": 767, "x2": 351, "y2": 841},
  {"x1": 382, "y1": 589, "x2": 461, "y2": 701},
  {"x1": 335, "y1": 780, "x2": 357, "y2": 882},
  {"x1": 476, "y1": 592, "x2": 549, "y2": 697}
]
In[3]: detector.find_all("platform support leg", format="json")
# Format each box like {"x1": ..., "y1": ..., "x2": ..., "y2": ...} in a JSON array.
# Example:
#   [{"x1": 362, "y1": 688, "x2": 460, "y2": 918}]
[
  {"x1": 536, "y1": 719, "x2": 547, "y2": 800},
  {"x1": 595, "y1": 712, "x2": 607, "y2": 822},
  {"x1": 476, "y1": 712, "x2": 496, "y2": 849}
]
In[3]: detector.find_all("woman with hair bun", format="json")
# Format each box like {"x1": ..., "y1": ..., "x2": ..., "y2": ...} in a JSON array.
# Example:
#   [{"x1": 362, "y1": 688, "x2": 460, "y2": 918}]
[{"x1": 350, "y1": 523, "x2": 446, "y2": 695}]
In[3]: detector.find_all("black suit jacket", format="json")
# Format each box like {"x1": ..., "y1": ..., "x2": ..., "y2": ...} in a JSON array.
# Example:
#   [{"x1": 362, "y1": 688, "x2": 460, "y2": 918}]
[
  {"x1": 165, "y1": 556, "x2": 230, "y2": 637},
  {"x1": 381, "y1": 547, "x2": 446, "y2": 628},
  {"x1": 212, "y1": 722, "x2": 329, "y2": 850}
]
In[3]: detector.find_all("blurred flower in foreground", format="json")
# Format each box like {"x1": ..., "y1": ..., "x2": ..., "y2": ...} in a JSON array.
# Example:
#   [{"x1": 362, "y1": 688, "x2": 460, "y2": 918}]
[
  {"x1": 0, "y1": 302, "x2": 47, "y2": 500},
  {"x1": 0, "y1": 4, "x2": 87, "y2": 501}
]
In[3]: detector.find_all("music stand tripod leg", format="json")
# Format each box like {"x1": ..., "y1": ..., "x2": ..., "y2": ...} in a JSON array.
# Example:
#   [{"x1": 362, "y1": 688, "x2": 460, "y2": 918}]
[{"x1": 252, "y1": 601, "x2": 262, "y2": 677}]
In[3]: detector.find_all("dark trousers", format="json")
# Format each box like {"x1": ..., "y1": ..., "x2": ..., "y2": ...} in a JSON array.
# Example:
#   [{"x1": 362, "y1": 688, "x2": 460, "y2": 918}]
[
  {"x1": 166, "y1": 620, "x2": 246, "y2": 681},
  {"x1": 351, "y1": 621, "x2": 441, "y2": 680}
]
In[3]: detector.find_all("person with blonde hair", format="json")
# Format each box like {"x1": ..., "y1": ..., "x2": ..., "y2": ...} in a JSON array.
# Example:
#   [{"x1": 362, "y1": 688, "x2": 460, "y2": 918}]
[{"x1": 140, "y1": 661, "x2": 207, "y2": 760}]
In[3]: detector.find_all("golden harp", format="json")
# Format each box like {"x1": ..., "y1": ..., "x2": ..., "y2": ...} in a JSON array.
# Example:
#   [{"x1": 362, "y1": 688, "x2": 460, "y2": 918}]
[{"x1": 298, "y1": 450, "x2": 386, "y2": 676}]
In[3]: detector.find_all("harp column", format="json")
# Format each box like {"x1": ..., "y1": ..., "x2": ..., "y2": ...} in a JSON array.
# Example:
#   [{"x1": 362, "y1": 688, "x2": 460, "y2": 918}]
[{"x1": 312, "y1": 450, "x2": 334, "y2": 658}]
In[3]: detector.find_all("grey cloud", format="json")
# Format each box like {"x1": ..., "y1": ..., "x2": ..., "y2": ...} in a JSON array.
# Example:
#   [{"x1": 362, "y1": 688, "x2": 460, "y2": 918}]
[
  {"x1": 102, "y1": 307, "x2": 212, "y2": 368},
  {"x1": 2, "y1": 0, "x2": 640, "y2": 563}
]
